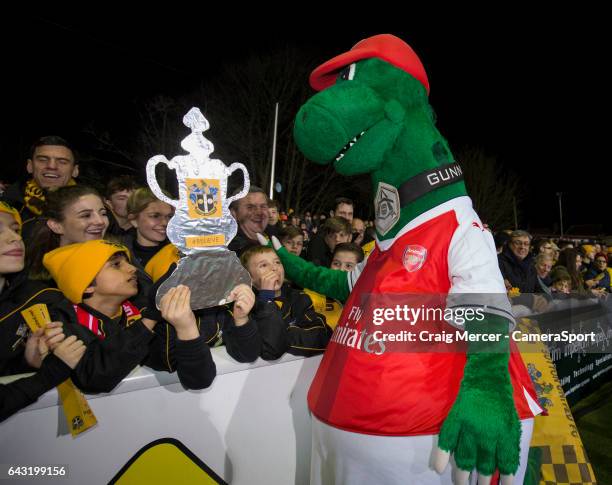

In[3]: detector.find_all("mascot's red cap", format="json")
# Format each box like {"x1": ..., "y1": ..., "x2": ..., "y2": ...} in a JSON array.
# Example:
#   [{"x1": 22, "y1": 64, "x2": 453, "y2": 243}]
[{"x1": 310, "y1": 34, "x2": 430, "y2": 95}]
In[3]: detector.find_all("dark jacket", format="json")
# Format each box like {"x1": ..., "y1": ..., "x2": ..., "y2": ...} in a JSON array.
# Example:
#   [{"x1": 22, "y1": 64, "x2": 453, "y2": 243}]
[
  {"x1": 105, "y1": 211, "x2": 134, "y2": 239},
  {"x1": 0, "y1": 273, "x2": 64, "y2": 377},
  {"x1": 0, "y1": 273, "x2": 70, "y2": 422},
  {"x1": 305, "y1": 233, "x2": 332, "y2": 267},
  {"x1": 266, "y1": 223, "x2": 281, "y2": 239},
  {"x1": 498, "y1": 246, "x2": 540, "y2": 294},
  {"x1": 536, "y1": 275, "x2": 553, "y2": 296},
  {"x1": 2, "y1": 182, "x2": 28, "y2": 216},
  {"x1": 228, "y1": 226, "x2": 270, "y2": 257},
  {"x1": 159, "y1": 306, "x2": 261, "y2": 366},
  {"x1": 252, "y1": 283, "x2": 332, "y2": 360},
  {"x1": 49, "y1": 300, "x2": 156, "y2": 393},
  {"x1": 498, "y1": 246, "x2": 544, "y2": 308},
  {"x1": 584, "y1": 267, "x2": 610, "y2": 291}
]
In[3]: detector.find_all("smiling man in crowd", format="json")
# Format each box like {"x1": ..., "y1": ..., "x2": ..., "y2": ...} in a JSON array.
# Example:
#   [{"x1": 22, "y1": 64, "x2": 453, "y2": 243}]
[
  {"x1": 229, "y1": 185, "x2": 270, "y2": 256},
  {"x1": 498, "y1": 230, "x2": 549, "y2": 312},
  {"x1": 3, "y1": 136, "x2": 79, "y2": 238}
]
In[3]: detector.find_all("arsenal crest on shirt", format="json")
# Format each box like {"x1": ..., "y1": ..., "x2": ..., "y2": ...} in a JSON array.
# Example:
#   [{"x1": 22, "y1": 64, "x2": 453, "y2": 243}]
[{"x1": 402, "y1": 245, "x2": 428, "y2": 272}]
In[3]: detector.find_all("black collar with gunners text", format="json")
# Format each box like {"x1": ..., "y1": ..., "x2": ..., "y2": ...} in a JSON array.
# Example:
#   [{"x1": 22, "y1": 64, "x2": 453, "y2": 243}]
[{"x1": 398, "y1": 162, "x2": 464, "y2": 208}]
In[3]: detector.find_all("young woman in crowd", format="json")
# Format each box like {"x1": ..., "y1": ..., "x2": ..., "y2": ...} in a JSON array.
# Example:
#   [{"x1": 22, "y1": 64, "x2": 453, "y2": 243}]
[
  {"x1": 25, "y1": 185, "x2": 109, "y2": 281},
  {"x1": 555, "y1": 248, "x2": 605, "y2": 298},
  {"x1": 122, "y1": 187, "x2": 175, "y2": 274},
  {"x1": 0, "y1": 200, "x2": 87, "y2": 421},
  {"x1": 117, "y1": 187, "x2": 177, "y2": 309}
]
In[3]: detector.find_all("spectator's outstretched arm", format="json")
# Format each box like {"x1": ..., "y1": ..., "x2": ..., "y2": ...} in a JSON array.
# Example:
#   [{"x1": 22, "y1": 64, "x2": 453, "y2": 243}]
[
  {"x1": 158, "y1": 286, "x2": 216, "y2": 390},
  {"x1": 2, "y1": 327, "x2": 85, "y2": 422},
  {"x1": 223, "y1": 284, "x2": 261, "y2": 363},
  {"x1": 144, "y1": 321, "x2": 216, "y2": 390},
  {"x1": 221, "y1": 311, "x2": 261, "y2": 363},
  {"x1": 51, "y1": 304, "x2": 154, "y2": 394},
  {"x1": 0, "y1": 355, "x2": 71, "y2": 422},
  {"x1": 256, "y1": 234, "x2": 351, "y2": 302}
]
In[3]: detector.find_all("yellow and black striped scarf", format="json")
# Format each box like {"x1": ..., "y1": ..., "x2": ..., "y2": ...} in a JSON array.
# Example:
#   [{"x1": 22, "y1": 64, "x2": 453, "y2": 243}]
[{"x1": 23, "y1": 178, "x2": 76, "y2": 216}]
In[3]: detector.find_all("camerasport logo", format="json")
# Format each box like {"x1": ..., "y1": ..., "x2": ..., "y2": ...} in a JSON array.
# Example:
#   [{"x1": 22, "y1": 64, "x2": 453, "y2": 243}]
[{"x1": 402, "y1": 245, "x2": 428, "y2": 272}]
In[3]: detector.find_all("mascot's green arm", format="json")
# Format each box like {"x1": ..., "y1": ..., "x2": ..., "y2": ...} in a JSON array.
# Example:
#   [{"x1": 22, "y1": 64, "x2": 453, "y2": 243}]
[{"x1": 276, "y1": 246, "x2": 350, "y2": 302}]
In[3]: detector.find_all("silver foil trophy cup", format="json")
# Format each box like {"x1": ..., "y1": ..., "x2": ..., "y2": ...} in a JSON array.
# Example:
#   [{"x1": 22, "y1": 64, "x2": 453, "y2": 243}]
[{"x1": 146, "y1": 107, "x2": 252, "y2": 310}]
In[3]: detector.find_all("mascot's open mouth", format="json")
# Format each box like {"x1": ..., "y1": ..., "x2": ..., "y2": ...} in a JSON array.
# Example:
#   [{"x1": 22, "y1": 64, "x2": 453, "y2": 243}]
[{"x1": 334, "y1": 130, "x2": 366, "y2": 162}]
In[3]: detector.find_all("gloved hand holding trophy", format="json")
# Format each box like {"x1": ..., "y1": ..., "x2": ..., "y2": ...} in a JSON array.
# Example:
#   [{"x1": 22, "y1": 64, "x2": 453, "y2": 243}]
[{"x1": 146, "y1": 107, "x2": 252, "y2": 310}]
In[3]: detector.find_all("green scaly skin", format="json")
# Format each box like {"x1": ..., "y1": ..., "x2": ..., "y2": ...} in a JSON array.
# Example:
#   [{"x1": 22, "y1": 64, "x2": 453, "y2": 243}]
[{"x1": 284, "y1": 56, "x2": 521, "y2": 476}]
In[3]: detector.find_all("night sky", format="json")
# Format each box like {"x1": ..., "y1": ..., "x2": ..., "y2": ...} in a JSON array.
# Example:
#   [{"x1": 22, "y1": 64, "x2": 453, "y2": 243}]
[{"x1": 1, "y1": 13, "x2": 605, "y2": 234}]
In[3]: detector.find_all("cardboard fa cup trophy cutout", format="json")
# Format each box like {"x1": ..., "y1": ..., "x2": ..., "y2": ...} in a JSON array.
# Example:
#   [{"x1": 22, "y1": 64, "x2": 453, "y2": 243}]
[{"x1": 146, "y1": 107, "x2": 252, "y2": 310}]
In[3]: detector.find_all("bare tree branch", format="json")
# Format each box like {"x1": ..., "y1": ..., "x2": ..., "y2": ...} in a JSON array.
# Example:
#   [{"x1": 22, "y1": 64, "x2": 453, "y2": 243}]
[{"x1": 458, "y1": 146, "x2": 522, "y2": 230}]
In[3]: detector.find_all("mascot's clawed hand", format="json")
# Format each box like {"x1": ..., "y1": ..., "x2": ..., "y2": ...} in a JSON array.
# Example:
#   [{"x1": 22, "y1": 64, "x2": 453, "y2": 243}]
[{"x1": 433, "y1": 317, "x2": 521, "y2": 485}]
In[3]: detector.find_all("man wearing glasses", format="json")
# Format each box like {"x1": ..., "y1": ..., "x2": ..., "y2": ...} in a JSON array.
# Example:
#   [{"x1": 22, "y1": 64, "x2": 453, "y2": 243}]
[
  {"x1": 498, "y1": 230, "x2": 549, "y2": 312},
  {"x1": 584, "y1": 253, "x2": 610, "y2": 294}
]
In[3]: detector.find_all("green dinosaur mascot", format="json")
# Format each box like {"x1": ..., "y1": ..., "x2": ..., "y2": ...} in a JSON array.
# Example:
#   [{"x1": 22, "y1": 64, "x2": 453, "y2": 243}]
[{"x1": 262, "y1": 34, "x2": 542, "y2": 484}]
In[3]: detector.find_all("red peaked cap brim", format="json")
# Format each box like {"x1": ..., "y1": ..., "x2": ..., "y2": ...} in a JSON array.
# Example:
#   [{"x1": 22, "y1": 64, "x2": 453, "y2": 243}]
[{"x1": 309, "y1": 34, "x2": 430, "y2": 95}]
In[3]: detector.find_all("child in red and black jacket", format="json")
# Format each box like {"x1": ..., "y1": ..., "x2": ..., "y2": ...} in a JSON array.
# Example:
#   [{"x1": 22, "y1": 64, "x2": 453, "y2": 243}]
[
  {"x1": 241, "y1": 245, "x2": 331, "y2": 360},
  {"x1": 42, "y1": 240, "x2": 260, "y2": 394}
]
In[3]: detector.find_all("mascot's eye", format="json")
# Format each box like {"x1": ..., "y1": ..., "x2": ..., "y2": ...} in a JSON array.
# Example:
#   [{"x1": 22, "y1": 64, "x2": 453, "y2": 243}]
[{"x1": 339, "y1": 63, "x2": 356, "y2": 81}]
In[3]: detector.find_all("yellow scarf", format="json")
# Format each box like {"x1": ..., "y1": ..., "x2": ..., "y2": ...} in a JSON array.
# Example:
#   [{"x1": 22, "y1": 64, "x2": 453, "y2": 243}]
[
  {"x1": 23, "y1": 178, "x2": 76, "y2": 216},
  {"x1": 144, "y1": 243, "x2": 180, "y2": 283}
]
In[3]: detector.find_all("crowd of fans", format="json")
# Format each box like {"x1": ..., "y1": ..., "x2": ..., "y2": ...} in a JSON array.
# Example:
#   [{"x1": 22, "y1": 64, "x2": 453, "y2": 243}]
[
  {"x1": 1, "y1": 135, "x2": 609, "y2": 424},
  {"x1": 495, "y1": 229, "x2": 610, "y2": 313},
  {"x1": 0, "y1": 136, "x2": 375, "y2": 422}
]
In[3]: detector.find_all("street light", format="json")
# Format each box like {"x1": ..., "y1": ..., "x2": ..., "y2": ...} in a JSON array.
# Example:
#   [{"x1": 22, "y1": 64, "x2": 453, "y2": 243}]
[
  {"x1": 557, "y1": 192, "x2": 564, "y2": 237},
  {"x1": 269, "y1": 102, "x2": 279, "y2": 200}
]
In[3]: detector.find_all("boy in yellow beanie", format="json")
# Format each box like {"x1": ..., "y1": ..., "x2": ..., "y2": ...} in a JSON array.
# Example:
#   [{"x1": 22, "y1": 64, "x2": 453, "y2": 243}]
[{"x1": 43, "y1": 240, "x2": 260, "y2": 393}]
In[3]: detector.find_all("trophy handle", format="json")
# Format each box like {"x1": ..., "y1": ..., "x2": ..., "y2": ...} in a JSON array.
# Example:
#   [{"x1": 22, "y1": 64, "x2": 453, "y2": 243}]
[
  {"x1": 226, "y1": 163, "x2": 250, "y2": 206},
  {"x1": 146, "y1": 155, "x2": 180, "y2": 208}
]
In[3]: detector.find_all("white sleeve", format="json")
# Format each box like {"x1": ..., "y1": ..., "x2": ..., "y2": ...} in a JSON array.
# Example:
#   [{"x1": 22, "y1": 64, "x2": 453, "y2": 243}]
[
  {"x1": 347, "y1": 253, "x2": 370, "y2": 292},
  {"x1": 447, "y1": 215, "x2": 515, "y2": 328}
]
